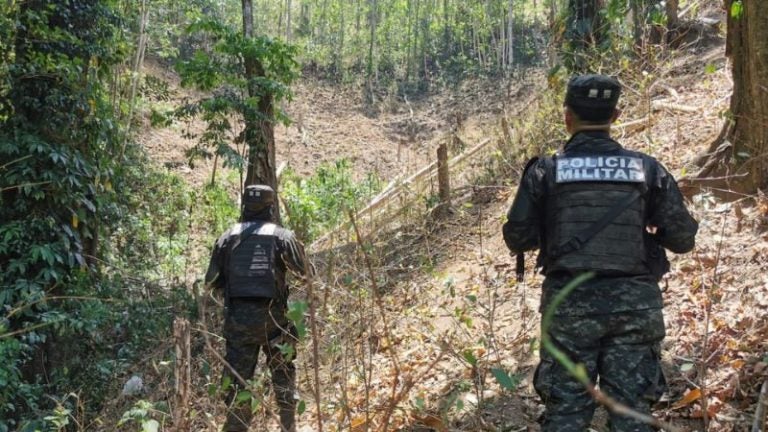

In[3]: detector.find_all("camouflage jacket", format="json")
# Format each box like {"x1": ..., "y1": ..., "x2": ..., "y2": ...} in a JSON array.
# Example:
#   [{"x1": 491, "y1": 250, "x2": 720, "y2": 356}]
[{"x1": 502, "y1": 131, "x2": 698, "y2": 315}]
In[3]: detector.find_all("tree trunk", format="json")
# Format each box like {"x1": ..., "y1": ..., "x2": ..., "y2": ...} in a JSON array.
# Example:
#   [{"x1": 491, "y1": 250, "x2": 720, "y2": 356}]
[
  {"x1": 356, "y1": 0, "x2": 361, "y2": 33},
  {"x1": 286, "y1": 0, "x2": 292, "y2": 41},
  {"x1": 666, "y1": 0, "x2": 678, "y2": 30},
  {"x1": 125, "y1": 0, "x2": 149, "y2": 137},
  {"x1": 336, "y1": 0, "x2": 344, "y2": 77},
  {"x1": 442, "y1": 0, "x2": 450, "y2": 60},
  {"x1": 241, "y1": 0, "x2": 280, "y2": 212},
  {"x1": 631, "y1": 0, "x2": 642, "y2": 49},
  {"x1": 406, "y1": 0, "x2": 413, "y2": 81},
  {"x1": 420, "y1": 0, "x2": 431, "y2": 80},
  {"x1": 689, "y1": 0, "x2": 768, "y2": 196},
  {"x1": 507, "y1": 0, "x2": 514, "y2": 71},
  {"x1": 548, "y1": 0, "x2": 557, "y2": 67},
  {"x1": 665, "y1": 0, "x2": 679, "y2": 45},
  {"x1": 366, "y1": 0, "x2": 377, "y2": 101}
]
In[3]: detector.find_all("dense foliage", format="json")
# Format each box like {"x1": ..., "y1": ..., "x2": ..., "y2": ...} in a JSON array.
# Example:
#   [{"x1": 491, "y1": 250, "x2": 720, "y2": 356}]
[
  {"x1": 281, "y1": 160, "x2": 383, "y2": 242},
  {"x1": 0, "y1": 2, "x2": 231, "y2": 429},
  {"x1": 0, "y1": 1, "x2": 126, "y2": 425},
  {"x1": 250, "y1": 0, "x2": 549, "y2": 83},
  {"x1": 168, "y1": 19, "x2": 299, "y2": 176},
  {"x1": 119, "y1": 0, "x2": 683, "y2": 90}
]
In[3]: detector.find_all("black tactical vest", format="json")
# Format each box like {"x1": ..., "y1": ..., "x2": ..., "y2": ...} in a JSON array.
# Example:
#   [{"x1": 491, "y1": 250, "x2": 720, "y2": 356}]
[
  {"x1": 540, "y1": 149, "x2": 651, "y2": 276},
  {"x1": 227, "y1": 222, "x2": 279, "y2": 298}
]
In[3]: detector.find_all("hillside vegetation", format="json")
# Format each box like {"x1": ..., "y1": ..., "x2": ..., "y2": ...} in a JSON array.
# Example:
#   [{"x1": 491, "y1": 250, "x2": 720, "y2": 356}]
[{"x1": 1, "y1": 0, "x2": 767, "y2": 431}]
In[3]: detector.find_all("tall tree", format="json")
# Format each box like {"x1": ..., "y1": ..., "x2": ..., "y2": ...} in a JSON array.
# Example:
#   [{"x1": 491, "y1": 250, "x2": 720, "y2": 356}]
[
  {"x1": 366, "y1": 0, "x2": 378, "y2": 101},
  {"x1": 665, "y1": 0, "x2": 679, "y2": 44},
  {"x1": 507, "y1": 0, "x2": 515, "y2": 71},
  {"x1": 691, "y1": 0, "x2": 768, "y2": 194},
  {"x1": 242, "y1": 0, "x2": 279, "y2": 196},
  {"x1": 286, "y1": 0, "x2": 293, "y2": 41}
]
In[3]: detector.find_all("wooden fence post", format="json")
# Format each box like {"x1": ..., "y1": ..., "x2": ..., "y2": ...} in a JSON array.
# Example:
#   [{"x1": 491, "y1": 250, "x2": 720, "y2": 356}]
[
  {"x1": 173, "y1": 317, "x2": 191, "y2": 431},
  {"x1": 437, "y1": 143, "x2": 451, "y2": 215}
]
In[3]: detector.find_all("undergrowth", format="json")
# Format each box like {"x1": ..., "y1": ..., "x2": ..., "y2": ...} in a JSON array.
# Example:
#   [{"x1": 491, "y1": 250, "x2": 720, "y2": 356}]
[
  {"x1": 0, "y1": 142, "x2": 240, "y2": 430},
  {"x1": 280, "y1": 159, "x2": 382, "y2": 242}
]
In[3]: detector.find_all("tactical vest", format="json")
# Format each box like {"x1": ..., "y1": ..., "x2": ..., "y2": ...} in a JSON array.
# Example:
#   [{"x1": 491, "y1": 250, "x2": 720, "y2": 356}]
[
  {"x1": 540, "y1": 149, "x2": 652, "y2": 276},
  {"x1": 227, "y1": 222, "x2": 279, "y2": 298}
]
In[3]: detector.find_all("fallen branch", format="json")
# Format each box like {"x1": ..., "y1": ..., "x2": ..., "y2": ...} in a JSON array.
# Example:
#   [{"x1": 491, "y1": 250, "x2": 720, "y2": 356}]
[
  {"x1": 614, "y1": 117, "x2": 654, "y2": 135},
  {"x1": 651, "y1": 100, "x2": 699, "y2": 113}
]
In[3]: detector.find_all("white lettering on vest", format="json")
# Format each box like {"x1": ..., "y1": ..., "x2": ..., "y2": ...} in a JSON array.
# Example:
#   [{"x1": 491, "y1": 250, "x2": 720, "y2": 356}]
[{"x1": 555, "y1": 156, "x2": 646, "y2": 183}]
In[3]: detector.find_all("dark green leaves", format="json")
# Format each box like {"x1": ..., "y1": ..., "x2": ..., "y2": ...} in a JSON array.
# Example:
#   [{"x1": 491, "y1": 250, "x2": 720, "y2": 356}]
[
  {"x1": 171, "y1": 18, "x2": 299, "y2": 175},
  {"x1": 178, "y1": 51, "x2": 225, "y2": 91}
]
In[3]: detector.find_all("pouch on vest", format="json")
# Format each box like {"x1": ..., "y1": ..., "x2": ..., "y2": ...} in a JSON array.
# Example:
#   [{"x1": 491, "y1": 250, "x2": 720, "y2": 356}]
[{"x1": 227, "y1": 223, "x2": 278, "y2": 298}]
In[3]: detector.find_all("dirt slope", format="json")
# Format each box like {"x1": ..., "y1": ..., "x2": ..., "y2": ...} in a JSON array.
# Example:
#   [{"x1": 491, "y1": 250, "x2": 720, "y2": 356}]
[{"x1": 137, "y1": 60, "x2": 523, "y2": 186}]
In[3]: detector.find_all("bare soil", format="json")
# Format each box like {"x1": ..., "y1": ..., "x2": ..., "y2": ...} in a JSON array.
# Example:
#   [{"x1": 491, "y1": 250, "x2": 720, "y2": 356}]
[{"x1": 137, "y1": 58, "x2": 538, "y2": 186}]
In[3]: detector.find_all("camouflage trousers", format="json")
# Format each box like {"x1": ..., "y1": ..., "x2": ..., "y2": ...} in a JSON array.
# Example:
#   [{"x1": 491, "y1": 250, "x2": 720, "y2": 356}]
[
  {"x1": 534, "y1": 309, "x2": 667, "y2": 432},
  {"x1": 222, "y1": 299, "x2": 297, "y2": 432}
]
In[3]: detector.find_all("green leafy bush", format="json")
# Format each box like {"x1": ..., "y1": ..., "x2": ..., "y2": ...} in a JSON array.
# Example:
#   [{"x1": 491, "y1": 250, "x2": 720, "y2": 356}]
[
  {"x1": 0, "y1": 3, "x2": 208, "y2": 427},
  {"x1": 280, "y1": 160, "x2": 382, "y2": 242}
]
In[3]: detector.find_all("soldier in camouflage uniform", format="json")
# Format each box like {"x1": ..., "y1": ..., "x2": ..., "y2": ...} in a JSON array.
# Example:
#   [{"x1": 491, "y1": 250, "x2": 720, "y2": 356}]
[
  {"x1": 502, "y1": 75, "x2": 698, "y2": 432},
  {"x1": 205, "y1": 185, "x2": 311, "y2": 432}
]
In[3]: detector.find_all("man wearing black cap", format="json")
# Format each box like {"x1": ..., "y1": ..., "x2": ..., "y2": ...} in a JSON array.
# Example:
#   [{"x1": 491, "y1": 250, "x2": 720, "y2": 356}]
[
  {"x1": 502, "y1": 75, "x2": 698, "y2": 431},
  {"x1": 205, "y1": 184, "x2": 311, "y2": 432}
]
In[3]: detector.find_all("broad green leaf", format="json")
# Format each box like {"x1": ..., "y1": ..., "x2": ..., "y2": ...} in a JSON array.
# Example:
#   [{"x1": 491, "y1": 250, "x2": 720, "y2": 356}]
[
  {"x1": 236, "y1": 390, "x2": 252, "y2": 404},
  {"x1": 462, "y1": 350, "x2": 477, "y2": 366},
  {"x1": 491, "y1": 368, "x2": 520, "y2": 391},
  {"x1": 297, "y1": 400, "x2": 306, "y2": 415}
]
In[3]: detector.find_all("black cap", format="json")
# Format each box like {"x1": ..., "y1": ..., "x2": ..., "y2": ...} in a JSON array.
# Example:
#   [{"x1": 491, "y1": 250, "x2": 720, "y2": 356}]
[
  {"x1": 242, "y1": 184, "x2": 275, "y2": 212},
  {"x1": 565, "y1": 74, "x2": 621, "y2": 122}
]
